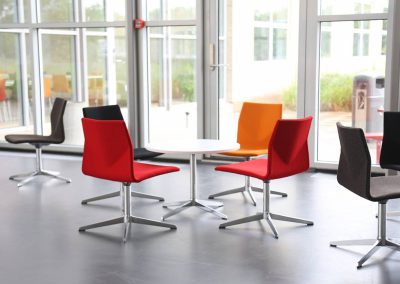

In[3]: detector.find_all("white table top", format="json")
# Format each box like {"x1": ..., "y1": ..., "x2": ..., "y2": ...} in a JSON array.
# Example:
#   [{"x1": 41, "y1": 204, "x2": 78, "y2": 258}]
[{"x1": 146, "y1": 139, "x2": 239, "y2": 154}]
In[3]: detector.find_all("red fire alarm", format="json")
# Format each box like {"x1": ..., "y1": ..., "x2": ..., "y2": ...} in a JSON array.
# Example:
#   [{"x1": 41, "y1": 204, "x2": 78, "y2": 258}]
[{"x1": 134, "y1": 19, "x2": 145, "y2": 29}]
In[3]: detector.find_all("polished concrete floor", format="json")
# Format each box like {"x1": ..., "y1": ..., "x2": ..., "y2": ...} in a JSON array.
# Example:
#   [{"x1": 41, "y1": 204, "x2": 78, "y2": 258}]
[{"x1": 1, "y1": 152, "x2": 400, "y2": 284}]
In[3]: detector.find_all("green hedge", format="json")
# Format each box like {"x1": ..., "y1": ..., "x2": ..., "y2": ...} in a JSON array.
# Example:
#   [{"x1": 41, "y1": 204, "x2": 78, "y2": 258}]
[{"x1": 283, "y1": 73, "x2": 353, "y2": 111}]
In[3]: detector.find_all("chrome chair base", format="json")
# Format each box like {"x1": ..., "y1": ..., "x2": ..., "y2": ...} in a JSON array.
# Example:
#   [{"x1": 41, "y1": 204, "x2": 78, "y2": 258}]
[
  {"x1": 219, "y1": 212, "x2": 313, "y2": 239},
  {"x1": 81, "y1": 190, "x2": 164, "y2": 204},
  {"x1": 10, "y1": 170, "x2": 71, "y2": 187},
  {"x1": 219, "y1": 181, "x2": 313, "y2": 238},
  {"x1": 9, "y1": 148, "x2": 71, "y2": 187},
  {"x1": 162, "y1": 199, "x2": 226, "y2": 220},
  {"x1": 330, "y1": 238, "x2": 400, "y2": 269},
  {"x1": 208, "y1": 175, "x2": 287, "y2": 206},
  {"x1": 331, "y1": 202, "x2": 399, "y2": 268},
  {"x1": 79, "y1": 183, "x2": 176, "y2": 242}
]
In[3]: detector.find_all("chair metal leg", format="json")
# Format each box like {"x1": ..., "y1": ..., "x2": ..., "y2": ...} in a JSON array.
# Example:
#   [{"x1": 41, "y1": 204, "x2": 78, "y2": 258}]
[
  {"x1": 270, "y1": 213, "x2": 314, "y2": 226},
  {"x1": 81, "y1": 191, "x2": 120, "y2": 204},
  {"x1": 330, "y1": 239, "x2": 376, "y2": 247},
  {"x1": 17, "y1": 173, "x2": 39, "y2": 187},
  {"x1": 79, "y1": 217, "x2": 124, "y2": 231},
  {"x1": 79, "y1": 183, "x2": 177, "y2": 242},
  {"x1": 209, "y1": 176, "x2": 287, "y2": 206},
  {"x1": 162, "y1": 201, "x2": 192, "y2": 220},
  {"x1": 331, "y1": 202, "x2": 400, "y2": 268},
  {"x1": 9, "y1": 148, "x2": 71, "y2": 187},
  {"x1": 251, "y1": 186, "x2": 288, "y2": 197},
  {"x1": 131, "y1": 191, "x2": 164, "y2": 202},
  {"x1": 131, "y1": 216, "x2": 176, "y2": 229},
  {"x1": 219, "y1": 213, "x2": 263, "y2": 229},
  {"x1": 357, "y1": 240, "x2": 381, "y2": 269},
  {"x1": 265, "y1": 214, "x2": 279, "y2": 239},
  {"x1": 42, "y1": 170, "x2": 71, "y2": 183},
  {"x1": 208, "y1": 186, "x2": 245, "y2": 199},
  {"x1": 9, "y1": 171, "x2": 37, "y2": 180},
  {"x1": 197, "y1": 201, "x2": 227, "y2": 220},
  {"x1": 219, "y1": 181, "x2": 311, "y2": 238}
]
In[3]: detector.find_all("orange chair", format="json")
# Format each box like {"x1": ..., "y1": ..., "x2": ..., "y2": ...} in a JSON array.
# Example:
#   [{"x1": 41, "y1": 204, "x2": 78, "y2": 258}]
[
  {"x1": 208, "y1": 102, "x2": 284, "y2": 205},
  {"x1": 52, "y1": 74, "x2": 71, "y2": 98},
  {"x1": 44, "y1": 77, "x2": 52, "y2": 108}
]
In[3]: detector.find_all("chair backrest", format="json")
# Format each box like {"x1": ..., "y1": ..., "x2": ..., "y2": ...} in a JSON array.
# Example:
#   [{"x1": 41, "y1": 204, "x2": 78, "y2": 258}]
[
  {"x1": 266, "y1": 116, "x2": 312, "y2": 180},
  {"x1": 83, "y1": 105, "x2": 124, "y2": 120},
  {"x1": 237, "y1": 102, "x2": 282, "y2": 150},
  {"x1": 50, "y1": 97, "x2": 67, "y2": 142},
  {"x1": 81, "y1": 118, "x2": 134, "y2": 182},
  {"x1": 336, "y1": 122, "x2": 371, "y2": 200},
  {"x1": 82, "y1": 105, "x2": 162, "y2": 160},
  {"x1": 0, "y1": 79, "x2": 7, "y2": 101},
  {"x1": 380, "y1": 112, "x2": 400, "y2": 170}
]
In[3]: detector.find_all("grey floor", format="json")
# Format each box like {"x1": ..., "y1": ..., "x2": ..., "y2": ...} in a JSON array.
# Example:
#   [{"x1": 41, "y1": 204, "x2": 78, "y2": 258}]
[{"x1": 1, "y1": 152, "x2": 400, "y2": 284}]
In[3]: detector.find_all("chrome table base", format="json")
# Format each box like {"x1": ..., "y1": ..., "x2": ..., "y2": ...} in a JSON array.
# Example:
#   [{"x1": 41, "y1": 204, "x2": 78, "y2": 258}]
[
  {"x1": 163, "y1": 154, "x2": 227, "y2": 220},
  {"x1": 79, "y1": 183, "x2": 176, "y2": 242},
  {"x1": 208, "y1": 157, "x2": 287, "y2": 206},
  {"x1": 219, "y1": 181, "x2": 313, "y2": 238},
  {"x1": 9, "y1": 148, "x2": 71, "y2": 187},
  {"x1": 163, "y1": 199, "x2": 226, "y2": 220},
  {"x1": 331, "y1": 202, "x2": 400, "y2": 268}
]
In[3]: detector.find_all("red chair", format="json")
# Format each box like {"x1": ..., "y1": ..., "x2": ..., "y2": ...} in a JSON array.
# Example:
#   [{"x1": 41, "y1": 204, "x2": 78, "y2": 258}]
[
  {"x1": 79, "y1": 118, "x2": 179, "y2": 242},
  {"x1": 217, "y1": 116, "x2": 314, "y2": 238}
]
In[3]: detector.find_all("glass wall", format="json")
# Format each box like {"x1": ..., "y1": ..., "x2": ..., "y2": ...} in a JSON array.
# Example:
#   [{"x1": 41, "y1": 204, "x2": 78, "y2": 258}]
[
  {"x1": 218, "y1": 0, "x2": 299, "y2": 142},
  {"x1": 0, "y1": 0, "x2": 127, "y2": 148},
  {"x1": 146, "y1": 0, "x2": 198, "y2": 143},
  {"x1": 316, "y1": 1, "x2": 388, "y2": 165}
]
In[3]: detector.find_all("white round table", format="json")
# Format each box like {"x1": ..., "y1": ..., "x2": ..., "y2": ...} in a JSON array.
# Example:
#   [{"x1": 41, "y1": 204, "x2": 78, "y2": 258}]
[{"x1": 146, "y1": 139, "x2": 239, "y2": 220}]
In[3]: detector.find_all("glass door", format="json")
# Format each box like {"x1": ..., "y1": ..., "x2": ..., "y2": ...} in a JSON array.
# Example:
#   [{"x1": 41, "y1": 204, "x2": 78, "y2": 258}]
[
  {"x1": 210, "y1": 0, "x2": 300, "y2": 143},
  {"x1": 310, "y1": 0, "x2": 389, "y2": 167},
  {"x1": 139, "y1": 0, "x2": 201, "y2": 145}
]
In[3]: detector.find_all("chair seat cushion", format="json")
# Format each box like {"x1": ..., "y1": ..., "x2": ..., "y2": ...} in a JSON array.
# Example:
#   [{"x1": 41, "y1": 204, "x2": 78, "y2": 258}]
[
  {"x1": 221, "y1": 148, "x2": 267, "y2": 157},
  {"x1": 133, "y1": 161, "x2": 179, "y2": 183},
  {"x1": 370, "y1": 175, "x2": 400, "y2": 201},
  {"x1": 215, "y1": 159, "x2": 268, "y2": 180},
  {"x1": 5, "y1": 134, "x2": 63, "y2": 145},
  {"x1": 134, "y1": 148, "x2": 163, "y2": 160}
]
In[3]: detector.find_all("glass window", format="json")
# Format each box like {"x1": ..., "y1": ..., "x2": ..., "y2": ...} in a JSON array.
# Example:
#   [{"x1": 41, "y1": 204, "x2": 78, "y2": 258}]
[
  {"x1": 148, "y1": 26, "x2": 197, "y2": 143},
  {"x1": 147, "y1": 0, "x2": 196, "y2": 21},
  {"x1": 320, "y1": 0, "x2": 388, "y2": 15},
  {"x1": 317, "y1": 20, "x2": 386, "y2": 164},
  {"x1": 0, "y1": 31, "x2": 33, "y2": 141},
  {"x1": 254, "y1": 27, "x2": 269, "y2": 61},
  {"x1": 0, "y1": 0, "x2": 17, "y2": 23},
  {"x1": 83, "y1": 0, "x2": 125, "y2": 22},
  {"x1": 39, "y1": 0, "x2": 74, "y2": 22},
  {"x1": 41, "y1": 33, "x2": 76, "y2": 126},
  {"x1": 273, "y1": 28, "x2": 286, "y2": 59}
]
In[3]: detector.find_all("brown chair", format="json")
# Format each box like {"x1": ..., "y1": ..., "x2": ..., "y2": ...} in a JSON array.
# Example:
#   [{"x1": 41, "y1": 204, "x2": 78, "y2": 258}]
[
  {"x1": 5, "y1": 98, "x2": 71, "y2": 187},
  {"x1": 330, "y1": 122, "x2": 400, "y2": 268}
]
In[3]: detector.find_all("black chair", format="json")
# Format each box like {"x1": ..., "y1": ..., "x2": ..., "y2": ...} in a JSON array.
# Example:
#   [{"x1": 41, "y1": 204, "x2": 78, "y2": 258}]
[
  {"x1": 81, "y1": 104, "x2": 165, "y2": 204},
  {"x1": 330, "y1": 122, "x2": 400, "y2": 268},
  {"x1": 6, "y1": 97, "x2": 71, "y2": 187},
  {"x1": 379, "y1": 111, "x2": 400, "y2": 217}
]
